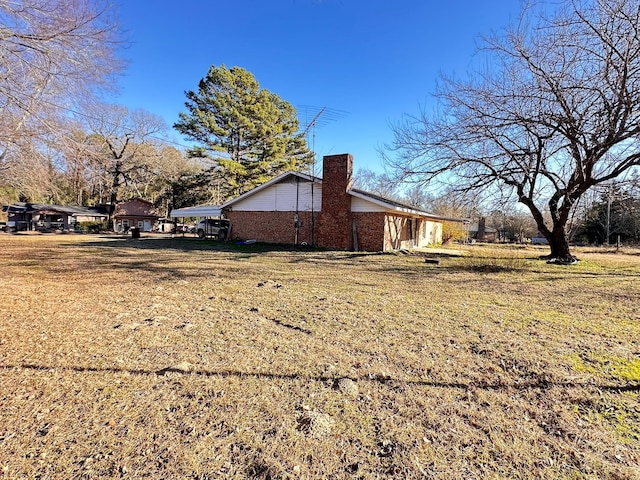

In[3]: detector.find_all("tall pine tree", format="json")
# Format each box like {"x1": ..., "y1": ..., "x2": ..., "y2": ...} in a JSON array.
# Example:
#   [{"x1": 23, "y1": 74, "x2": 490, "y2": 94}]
[{"x1": 174, "y1": 65, "x2": 313, "y2": 199}]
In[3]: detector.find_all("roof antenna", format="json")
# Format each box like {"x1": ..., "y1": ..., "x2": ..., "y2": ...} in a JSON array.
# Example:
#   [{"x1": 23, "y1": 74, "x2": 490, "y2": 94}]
[{"x1": 298, "y1": 105, "x2": 349, "y2": 177}]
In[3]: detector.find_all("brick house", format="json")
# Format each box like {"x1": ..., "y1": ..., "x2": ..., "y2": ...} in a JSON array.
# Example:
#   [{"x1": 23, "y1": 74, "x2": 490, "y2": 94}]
[
  {"x1": 113, "y1": 198, "x2": 159, "y2": 232},
  {"x1": 221, "y1": 153, "x2": 460, "y2": 251},
  {"x1": 2, "y1": 202, "x2": 108, "y2": 231},
  {"x1": 469, "y1": 217, "x2": 498, "y2": 242}
]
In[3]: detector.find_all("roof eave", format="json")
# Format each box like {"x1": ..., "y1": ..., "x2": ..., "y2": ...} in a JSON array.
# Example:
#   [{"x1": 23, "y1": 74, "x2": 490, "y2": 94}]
[{"x1": 347, "y1": 190, "x2": 468, "y2": 222}]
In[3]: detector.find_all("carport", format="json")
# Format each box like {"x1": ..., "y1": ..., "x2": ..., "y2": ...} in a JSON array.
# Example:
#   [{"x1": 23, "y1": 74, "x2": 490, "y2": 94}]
[
  {"x1": 169, "y1": 205, "x2": 222, "y2": 218},
  {"x1": 169, "y1": 204, "x2": 225, "y2": 238}
]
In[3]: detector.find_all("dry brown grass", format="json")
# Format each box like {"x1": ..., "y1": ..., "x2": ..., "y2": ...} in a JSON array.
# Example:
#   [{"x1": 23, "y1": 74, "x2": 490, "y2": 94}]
[{"x1": 1, "y1": 234, "x2": 639, "y2": 479}]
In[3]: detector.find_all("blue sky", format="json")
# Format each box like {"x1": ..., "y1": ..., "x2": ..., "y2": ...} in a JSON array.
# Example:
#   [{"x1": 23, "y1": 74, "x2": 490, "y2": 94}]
[{"x1": 114, "y1": 1, "x2": 521, "y2": 172}]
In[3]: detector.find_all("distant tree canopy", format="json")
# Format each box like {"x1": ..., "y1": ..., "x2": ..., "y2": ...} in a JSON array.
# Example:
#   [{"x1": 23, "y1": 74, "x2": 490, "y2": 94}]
[
  {"x1": 0, "y1": 0, "x2": 126, "y2": 207},
  {"x1": 576, "y1": 188, "x2": 640, "y2": 245},
  {"x1": 353, "y1": 168, "x2": 399, "y2": 200},
  {"x1": 385, "y1": 0, "x2": 640, "y2": 264},
  {"x1": 174, "y1": 65, "x2": 313, "y2": 200},
  {"x1": 0, "y1": 100, "x2": 202, "y2": 218},
  {"x1": 78, "y1": 104, "x2": 169, "y2": 225},
  {"x1": 0, "y1": 0, "x2": 121, "y2": 163},
  {"x1": 0, "y1": 1, "x2": 206, "y2": 215}
]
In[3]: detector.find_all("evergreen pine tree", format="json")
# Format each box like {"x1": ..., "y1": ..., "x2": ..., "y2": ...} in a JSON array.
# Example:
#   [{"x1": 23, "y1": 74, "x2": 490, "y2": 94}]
[{"x1": 174, "y1": 65, "x2": 313, "y2": 199}]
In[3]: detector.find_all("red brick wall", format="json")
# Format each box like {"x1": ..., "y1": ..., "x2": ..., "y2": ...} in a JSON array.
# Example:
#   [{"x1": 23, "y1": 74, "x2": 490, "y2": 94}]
[
  {"x1": 226, "y1": 210, "x2": 317, "y2": 245},
  {"x1": 352, "y1": 212, "x2": 385, "y2": 251},
  {"x1": 228, "y1": 210, "x2": 388, "y2": 251},
  {"x1": 316, "y1": 154, "x2": 354, "y2": 250}
]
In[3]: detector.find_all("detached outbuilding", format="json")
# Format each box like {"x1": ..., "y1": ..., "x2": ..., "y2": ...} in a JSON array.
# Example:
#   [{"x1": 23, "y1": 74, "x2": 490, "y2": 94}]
[
  {"x1": 221, "y1": 153, "x2": 461, "y2": 252},
  {"x1": 113, "y1": 198, "x2": 159, "y2": 232}
]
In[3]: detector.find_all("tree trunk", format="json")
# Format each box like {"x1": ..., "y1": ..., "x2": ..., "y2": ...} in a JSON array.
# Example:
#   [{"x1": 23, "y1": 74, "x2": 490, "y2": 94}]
[
  {"x1": 520, "y1": 194, "x2": 579, "y2": 264},
  {"x1": 107, "y1": 166, "x2": 123, "y2": 231},
  {"x1": 108, "y1": 190, "x2": 117, "y2": 230},
  {"x1": 545, "y1": 228, "x2": 578, "y2": 264}
]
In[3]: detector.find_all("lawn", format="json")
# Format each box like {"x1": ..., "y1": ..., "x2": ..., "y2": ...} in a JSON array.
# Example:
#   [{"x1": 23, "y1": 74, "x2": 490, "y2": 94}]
[{"x1": 0, "y1": 234, "x2": 639, "y2": 479}]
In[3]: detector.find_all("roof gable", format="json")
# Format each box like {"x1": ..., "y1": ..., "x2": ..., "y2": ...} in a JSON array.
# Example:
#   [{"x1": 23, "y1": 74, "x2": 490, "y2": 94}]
[
  {"x1": 115, "y1": 198, "x2": 158, "y2": 217},
  {"x1": 222, "y1": 170, "x2": 319, "y2": 209}
]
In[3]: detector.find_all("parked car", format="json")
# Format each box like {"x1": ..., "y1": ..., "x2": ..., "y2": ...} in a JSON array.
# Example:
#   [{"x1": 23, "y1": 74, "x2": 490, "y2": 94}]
[
  {"x1": 196, "y1": 218, "x2": 230, "y2": 239},
  {"x1": 1, "y1": 221, "x2": 17, "y2": 232},
  {"x1": 154, "y1": 219, "x2": 175, "y2": 233},
  {"x1": 154, "y1": 220, "x2": 190, "y2": 233}
]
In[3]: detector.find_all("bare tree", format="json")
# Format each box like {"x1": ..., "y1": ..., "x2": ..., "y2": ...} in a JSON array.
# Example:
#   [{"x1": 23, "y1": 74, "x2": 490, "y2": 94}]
[
  {"x1": 144, "y1": 146, "x2": 205, "y2": 216},
  {"x1": 353, "y1": 167, "x2": 399, "y2": 199},
  {"x1": 0, "y1": 139, "x2": 56, "y2": 202},
  {"x1": 56, "y1": 127, "x2": 95, "y2": 205},
  {"x1": 385, "y1": 0, "x2": 640, "y2": 263},
  {"x1": 82, "y1": 104, "x2": 167, "y2": 226},
  {"x1": 0, "y1": 0, "x2": 121, "y2": 173}
]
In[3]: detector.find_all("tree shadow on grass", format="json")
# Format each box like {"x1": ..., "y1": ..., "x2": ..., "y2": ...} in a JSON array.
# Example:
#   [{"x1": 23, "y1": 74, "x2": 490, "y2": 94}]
[
  {"x1": 67, "y1": 237, "x2": 388, "y2": 279},
  {"x1": 76, "y1": 235, "x2": 321, "y2": 255},
  {"x1": 373, "y1": 257, "x2": 640, "y2": 279},
  {"x1": 48, "y1": 236, "x2": 640, "y2": 280},
  {"x1": 4, "y1": 362, "x2": 638, "y2": 393},
  {"x1": 55, "y1": 237, "x2": 323, "y2": 280},
  {"x1": 74, "y1": 236, "x2": 408, "y2": 260}
]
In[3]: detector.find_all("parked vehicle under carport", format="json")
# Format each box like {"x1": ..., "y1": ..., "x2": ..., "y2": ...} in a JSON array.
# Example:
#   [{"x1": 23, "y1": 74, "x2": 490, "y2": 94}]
[
  {"x1": 196, "y1": 218, "x2": 230, "y2": 239},
  {"x1": 169, "y1": 204, "x2": 230, "y2": 240}
]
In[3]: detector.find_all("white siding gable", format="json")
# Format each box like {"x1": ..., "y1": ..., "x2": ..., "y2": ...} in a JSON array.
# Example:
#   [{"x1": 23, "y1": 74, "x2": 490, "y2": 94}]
[
  {"x1": 351, "y1": 196, "x2": 386, "y2": 212},
  {"x1": 297, "y1": 181, "x2": 322, "y2": 211},
  {"x1": 232, "y1": 179, "x2": 322, "y2": 212}
]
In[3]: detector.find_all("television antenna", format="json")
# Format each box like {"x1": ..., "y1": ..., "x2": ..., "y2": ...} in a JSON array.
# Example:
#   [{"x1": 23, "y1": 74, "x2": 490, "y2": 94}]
[{"x1": 298, "y1": 105, "x2": 349, "y2": 176}]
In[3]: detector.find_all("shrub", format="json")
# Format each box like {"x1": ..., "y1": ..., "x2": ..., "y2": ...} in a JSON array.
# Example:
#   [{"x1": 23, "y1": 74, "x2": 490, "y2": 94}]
[{"x1": 75, "y1": 221, "x2": 105, "y2": 233}]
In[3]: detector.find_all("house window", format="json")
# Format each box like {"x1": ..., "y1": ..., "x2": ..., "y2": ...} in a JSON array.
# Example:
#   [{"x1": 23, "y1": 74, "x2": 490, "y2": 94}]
[{"x1": 138, "y1": 221, "x2": 143, "y2": 229}]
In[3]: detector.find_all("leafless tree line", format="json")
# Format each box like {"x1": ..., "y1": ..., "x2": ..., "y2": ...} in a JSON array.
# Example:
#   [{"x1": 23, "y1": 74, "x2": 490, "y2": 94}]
[
  {"x1": 1, "y1": 0, "x2": 119, "y2": 199},
  {"x1": 0, "y1": 1, "x2": 207, "y2": 214}
]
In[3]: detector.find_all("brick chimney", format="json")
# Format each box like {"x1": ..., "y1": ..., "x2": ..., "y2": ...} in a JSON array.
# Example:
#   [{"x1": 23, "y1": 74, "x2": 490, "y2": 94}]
[
  {"x1": 477, "y1": 217, "x2": 486, "y2": 241},
  {"x1": 315, "y1": 153, "x2": 354, "y2": 250}
]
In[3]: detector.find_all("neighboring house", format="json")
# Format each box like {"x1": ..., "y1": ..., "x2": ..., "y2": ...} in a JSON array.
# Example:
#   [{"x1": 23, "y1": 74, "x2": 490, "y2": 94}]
[
  {"x1": 468, "y1": 218, "x2": 499, "y2": 242},
  {"x1": 113, "y1": 198, "x2": 159, "y2": 232},
  {"x1": 2, "y1": 202, "x2": 108, "y2": 231},
  {"x1": 219, "y1": 153, "x2": 463, "y2": 252}
]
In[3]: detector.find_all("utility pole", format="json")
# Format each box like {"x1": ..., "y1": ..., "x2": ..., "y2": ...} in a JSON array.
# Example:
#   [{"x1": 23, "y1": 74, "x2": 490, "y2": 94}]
[
  {"x1": 601, "y1": 179, "x2": 636, "y2": 246},
  {"x1": 605, "y1": 184, "x2": 612, "y2": 246}
]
